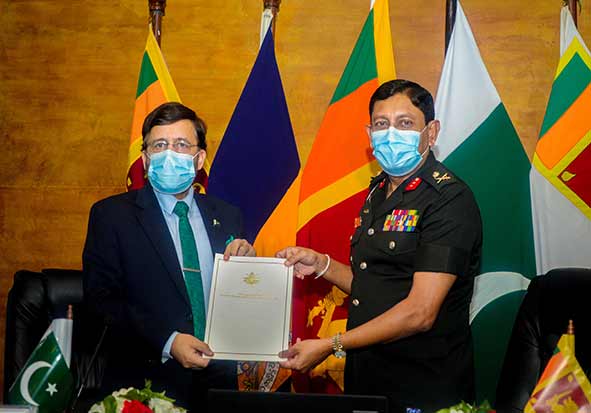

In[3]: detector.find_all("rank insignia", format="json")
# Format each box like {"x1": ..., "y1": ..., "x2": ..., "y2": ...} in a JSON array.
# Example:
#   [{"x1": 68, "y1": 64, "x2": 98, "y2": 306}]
[
  {"x1": 354, "y1": 217, "x2": 362, "y2": 228},
  {"x1": 432, "y1": 171, "x2": 451, "y2": 184},
  {"x1": 405, "y1": 177, "x2": 422, "y2": 191},
  {"x1": 383, "y1": 209, "x2": 419, "y2": 232}
]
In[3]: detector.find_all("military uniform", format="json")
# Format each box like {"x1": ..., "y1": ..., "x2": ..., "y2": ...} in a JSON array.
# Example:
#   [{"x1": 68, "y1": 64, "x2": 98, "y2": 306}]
[{"x1": 345, "y1": 152, "x2": 482, "y2": 413}]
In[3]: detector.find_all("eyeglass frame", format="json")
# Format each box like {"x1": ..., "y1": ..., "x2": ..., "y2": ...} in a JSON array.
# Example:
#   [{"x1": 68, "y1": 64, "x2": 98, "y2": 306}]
[
  {"x1": 142, "y1": 138, "x2": 200, "y2": 155},
  {"x1": 367, "y1": 119, "x2": 432, "y2": 133}
]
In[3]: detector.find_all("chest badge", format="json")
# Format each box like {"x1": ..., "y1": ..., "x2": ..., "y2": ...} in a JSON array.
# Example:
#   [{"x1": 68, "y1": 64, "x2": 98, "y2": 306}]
[
  {"x1": 383, "y1": 209, "x2": 419, "y2": 232},
  {"x1": 354, "y1": 217, "x2": 362, "y2": 228}
]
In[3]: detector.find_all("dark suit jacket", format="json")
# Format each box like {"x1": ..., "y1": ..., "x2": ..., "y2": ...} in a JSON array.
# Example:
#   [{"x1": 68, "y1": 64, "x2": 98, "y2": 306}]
[{"x1": 82, "y1": 185, "x2": 244, "y2": 406}]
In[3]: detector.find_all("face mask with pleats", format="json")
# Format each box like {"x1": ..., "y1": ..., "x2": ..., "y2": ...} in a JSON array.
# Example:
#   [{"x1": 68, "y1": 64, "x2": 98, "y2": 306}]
[
  {"x1": 370, "y1": 126, "x2": 428, "y2": 177},
  {"x1": 147, "y1": 150, "x2": 197, "y2": 195}
]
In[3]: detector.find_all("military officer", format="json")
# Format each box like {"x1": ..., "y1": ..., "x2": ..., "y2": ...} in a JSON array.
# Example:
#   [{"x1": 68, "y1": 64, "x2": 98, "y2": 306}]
[{"x1": 277, "y1": 79, "x2": 483, "y2": 413}]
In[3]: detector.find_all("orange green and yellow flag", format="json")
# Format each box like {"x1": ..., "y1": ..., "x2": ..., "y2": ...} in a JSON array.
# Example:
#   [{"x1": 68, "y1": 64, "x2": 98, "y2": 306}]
[
  {"x1": 126, "y1": 28, "x2": 210, "y2": 192},
  {"x1": 530, "y1": 7, "x2": 591, "y2": 273},
  {"x1": 525, "y1": 332, "x2": 591, "y2": 413},
  {"x1": 293, "y1": 0, "x2": 395, "y2": 393}
]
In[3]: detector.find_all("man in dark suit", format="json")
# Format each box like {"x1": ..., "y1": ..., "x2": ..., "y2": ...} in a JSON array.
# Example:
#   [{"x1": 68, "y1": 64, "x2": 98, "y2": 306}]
[{"x1": 83, "y1": 102, "x2": 255, "y2": 410}]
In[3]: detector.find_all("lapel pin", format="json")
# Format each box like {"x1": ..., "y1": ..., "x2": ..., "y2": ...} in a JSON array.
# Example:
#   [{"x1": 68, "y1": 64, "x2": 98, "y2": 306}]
[{"x1": 213, "y1": 219, "x2": 221, "y2": 227}]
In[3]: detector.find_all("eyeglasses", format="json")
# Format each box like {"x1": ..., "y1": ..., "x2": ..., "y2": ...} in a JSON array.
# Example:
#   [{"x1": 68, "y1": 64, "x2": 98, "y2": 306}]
[
  {"x1": 145, "y1": 139, "x2": 199, "y2": 154},
  {"x1": 370, "y1": 119, "x2": 430, "y2": 132}
]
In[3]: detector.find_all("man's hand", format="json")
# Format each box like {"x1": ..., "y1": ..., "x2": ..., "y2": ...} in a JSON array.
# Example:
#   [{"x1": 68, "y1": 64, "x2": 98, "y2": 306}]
[
  {"x1": 170, "y1": 333, "x2": 213, "y2": 369},
  {"x1": 276, "y1": 246, "x2": 326, "y2": 279},
  {"x1": 223, "y1": 239, "x2": 256, "y2": 260},
  {"x1": 279, "y1": 337, "x2": 333, "y2": 373}
]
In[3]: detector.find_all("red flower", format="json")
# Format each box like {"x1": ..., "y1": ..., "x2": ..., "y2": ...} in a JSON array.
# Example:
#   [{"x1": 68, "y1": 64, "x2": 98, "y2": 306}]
[{"x1": 122, "y1": 400, "x2": 153, "y2": 413}]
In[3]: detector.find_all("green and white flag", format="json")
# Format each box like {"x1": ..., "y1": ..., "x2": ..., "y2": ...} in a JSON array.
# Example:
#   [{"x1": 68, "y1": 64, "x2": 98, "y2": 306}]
[
  {"x1": 9, "y1": 318, "x2": 74, "y2": 413},
  {"x1": 530, "y1": 7, "x2": 591, "y2": 274},
  {"x1": 434, "y1": 1, "x2": 536, "y2": 403}
]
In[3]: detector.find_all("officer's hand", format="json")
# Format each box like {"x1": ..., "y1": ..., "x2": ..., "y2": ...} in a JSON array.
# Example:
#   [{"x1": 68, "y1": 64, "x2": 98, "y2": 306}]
[
  {"x1": 278, "y1": 338, "x2": 332, "y2": 373},
  {"x1": 223, "y1": 239, "x2": 256, "y2": 260},
  {"x1": 276, "y1": 247, "x2": 327, "y2": 279},
  {"x1": 170, "y1": 333, "x2": 213, "y2": 369}
]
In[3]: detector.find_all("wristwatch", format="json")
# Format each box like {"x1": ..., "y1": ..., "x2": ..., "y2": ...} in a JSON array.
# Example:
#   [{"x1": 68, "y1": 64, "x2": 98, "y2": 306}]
[{"x1": 332, "y1": 332, "x2": 346, "y2": 359}]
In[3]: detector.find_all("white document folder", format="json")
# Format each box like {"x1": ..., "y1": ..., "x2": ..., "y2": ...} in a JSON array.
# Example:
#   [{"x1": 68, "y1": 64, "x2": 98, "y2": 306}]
[{"x1": 204, "y1": 254, "x2": 293, "y2": 361}]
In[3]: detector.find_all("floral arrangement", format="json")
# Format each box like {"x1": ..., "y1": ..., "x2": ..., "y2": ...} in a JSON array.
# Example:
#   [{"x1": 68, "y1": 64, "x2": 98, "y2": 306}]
[
  {"x1": 89, "y1": 381, "x2": 186, "y2": 413},
  {"x1": 436, "y1": 401, "x2": 494, "y2": 413}
]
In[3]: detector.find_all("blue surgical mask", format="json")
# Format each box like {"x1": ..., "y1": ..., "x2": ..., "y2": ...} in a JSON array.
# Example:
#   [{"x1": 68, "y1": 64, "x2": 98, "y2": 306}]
[
  {"x1": 147, "y1": 150, "x2": 196, "y2": 195},
  {"x1": 370, "y1": 126, "x2": 428, "y2": 177}
]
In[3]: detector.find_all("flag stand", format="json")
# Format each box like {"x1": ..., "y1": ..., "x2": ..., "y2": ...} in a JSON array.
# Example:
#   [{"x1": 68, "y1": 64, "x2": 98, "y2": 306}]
[
  {"x1": 567, "y1": 0, "x2": 578, "y2": 28},
  {"x1": 567, "y1": 319, "x2": 575, "y2": 355},
  {"x1": 149, "y1": 0, "x2": 166, "y2": 46},
  {"x1": 568, "y1": 319, "x2": 574, "y2": 335},
  {"x1": 263, "y1": 0, "x2": 282, "y2": 35},
  {"x1": 445, "y1": 0, "x2": 458, "y2": 53}
]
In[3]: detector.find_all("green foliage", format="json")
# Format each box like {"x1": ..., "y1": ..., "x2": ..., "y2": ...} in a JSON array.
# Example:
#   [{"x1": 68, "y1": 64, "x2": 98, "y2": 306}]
[
  {"x1": 436, "y1": 400, "x2": 493, "y2": 413},
  {"x1": 103, "y1": 395, "x2": 117, "y2": 413},
  {"x1": 121, "y1": 380, "x2": 175, "y2": 404}
]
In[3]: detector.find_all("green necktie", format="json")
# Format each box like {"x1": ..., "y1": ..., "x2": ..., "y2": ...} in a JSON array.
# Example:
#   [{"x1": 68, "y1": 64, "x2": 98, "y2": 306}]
[{"x1": 173, "y1": 201, "x2": 206, "y2": 340}]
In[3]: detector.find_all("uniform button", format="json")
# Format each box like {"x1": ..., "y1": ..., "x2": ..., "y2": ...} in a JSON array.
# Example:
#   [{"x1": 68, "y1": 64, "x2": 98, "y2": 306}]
[
  {"x1": 349, "y1": 235, "x2": 353, "y2": 241},
  {"x1": 349, "y1": 256, "x2": 353, "y2": 263},
  {"x1": 368, "y1": 228, "x2": 375, "y2": 236},
  {"x1": 360, "y1": 262, "x2": 367, "y2": 270},
  {"x1": 352, "y1": 299, "x2": 360, "y2": 306},
  {"x1": 363, "y1": 209, "x2": 369, "y2": 214},
  {"x1": 389, "y1": 241, "x2": 396, "y2": 250}
]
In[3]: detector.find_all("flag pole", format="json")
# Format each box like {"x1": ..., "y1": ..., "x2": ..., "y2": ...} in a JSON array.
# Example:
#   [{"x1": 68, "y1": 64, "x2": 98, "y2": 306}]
[
  {"x1": 567, "y1": 319, "x2": 575, "y2": 354},
  {"x1": 567, "y1": 0, "x2": 578, "y2": 28},
  {"x1": 445, "y1": 0, "x2": 458, "y2": 54},
  {"x1": 149, "y1": 0, "x2": 167, "y2": 46},
  {"x1": 263, "y1": 0, "x2": 282, "y2": 35}
]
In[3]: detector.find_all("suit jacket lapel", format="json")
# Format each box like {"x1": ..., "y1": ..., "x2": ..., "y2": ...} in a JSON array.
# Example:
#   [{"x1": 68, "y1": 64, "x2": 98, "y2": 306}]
[
  {"x1": 195, "y1": 194, "x2": 227, "y2": 255},
  {"x1": 135, "y1": 186, "x2": 191, "y2": 307}
]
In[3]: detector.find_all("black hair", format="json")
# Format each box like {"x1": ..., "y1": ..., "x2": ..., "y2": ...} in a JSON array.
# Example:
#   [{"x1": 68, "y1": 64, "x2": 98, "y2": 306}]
[
  {"x1": 141, "y1": 102, "x2": 207, "y2": 150},
  {"x1": 368, "y1": 79, "x2": 435, "y2": 124}
]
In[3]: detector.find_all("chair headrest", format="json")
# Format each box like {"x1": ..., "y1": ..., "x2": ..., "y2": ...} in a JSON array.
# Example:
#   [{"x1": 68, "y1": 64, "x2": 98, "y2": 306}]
[{"x1": 42, "y1": 268, "x2": 84, "y2": 311}]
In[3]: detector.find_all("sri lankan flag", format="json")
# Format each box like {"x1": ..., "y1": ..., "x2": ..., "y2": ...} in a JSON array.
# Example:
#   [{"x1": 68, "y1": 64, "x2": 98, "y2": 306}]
[
  {"x1": 525, "y1": 331, "x2": 591, "y2": 413},
  {"x1": 530, "y1": 7, "x2": 591, "y2": 273},
  {"x1": 293, "y1": 0, "x2": 395, "y2": 393},
  {"x1": 126, "y1": 28, "x2": 209, "y2": 191}
]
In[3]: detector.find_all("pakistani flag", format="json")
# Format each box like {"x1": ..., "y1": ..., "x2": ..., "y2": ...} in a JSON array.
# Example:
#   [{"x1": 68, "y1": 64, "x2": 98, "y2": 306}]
[
  {"x1": 8, "y1": 318, "x2": 74, "y2": 413},
  {"x1": 434, "y1": 1, "x2": 536, "y2": 403},
  {"x1": 530, "y1": 7, "x2": 591, "y2": 274}
]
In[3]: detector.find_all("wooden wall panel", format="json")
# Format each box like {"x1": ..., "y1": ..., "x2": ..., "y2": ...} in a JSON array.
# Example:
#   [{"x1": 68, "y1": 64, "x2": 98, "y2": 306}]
[{"x1": 0, "y1": 0, "x2": 589, "y2": 398}]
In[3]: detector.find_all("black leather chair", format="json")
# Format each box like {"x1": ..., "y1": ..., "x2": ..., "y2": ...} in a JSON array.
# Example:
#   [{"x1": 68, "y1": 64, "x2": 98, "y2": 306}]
[
  {"x1": 4, "y1": 269, "x2": 105, "y2": 412},
  {"x1": 495, "y1": 268, "x2": 591, "y2": 413}
]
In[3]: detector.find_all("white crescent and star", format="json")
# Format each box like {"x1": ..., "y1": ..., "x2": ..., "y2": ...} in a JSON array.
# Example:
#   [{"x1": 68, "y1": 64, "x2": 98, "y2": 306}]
[
  {"x1": 46, "y1": 383, "x2": 58, "y2": 396},
  {"x1": 19, "y1": 361, "x2": 52, "y2": 406}
]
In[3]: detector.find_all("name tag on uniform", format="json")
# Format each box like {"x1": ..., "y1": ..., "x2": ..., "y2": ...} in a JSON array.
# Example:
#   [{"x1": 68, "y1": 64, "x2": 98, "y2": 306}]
[{"x1": 383, "y1": 209, "x2": 419, "y2": 232}]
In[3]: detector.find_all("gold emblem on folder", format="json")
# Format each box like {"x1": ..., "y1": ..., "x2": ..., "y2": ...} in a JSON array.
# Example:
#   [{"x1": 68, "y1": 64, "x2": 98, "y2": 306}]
[{"x1": 243, "y1": 272, "x2": 260, "y2": 285}]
